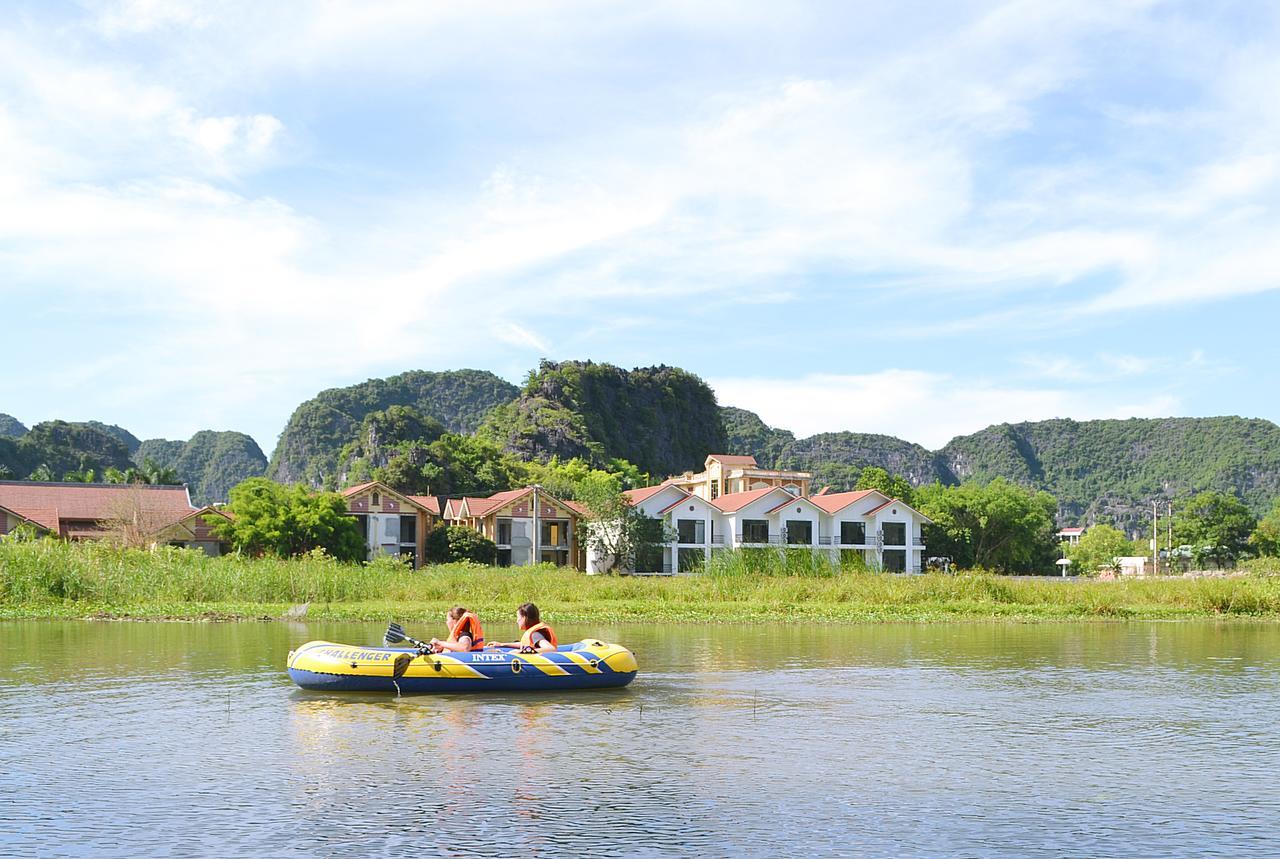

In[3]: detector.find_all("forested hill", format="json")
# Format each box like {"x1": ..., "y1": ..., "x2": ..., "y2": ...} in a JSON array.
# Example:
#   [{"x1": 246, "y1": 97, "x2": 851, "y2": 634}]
[
  {"x1": 723, "y1": 407, "x2": 1280, "y2": 527},
  {"x1": 939, "y1": 417, "x2": 1280, "y2": 525},
  {"x1": 480, "y1": 361, "x2": 725, "y2": 476},
  {"x1": 136, "y1": 431, "x2": 268, "y2": 505},
  {"x1": 268, "y1": 369, "x2": 519, "y2": 486},
  {"x1": 0, "y1": 414, "x2": 28, "y2": 438}
]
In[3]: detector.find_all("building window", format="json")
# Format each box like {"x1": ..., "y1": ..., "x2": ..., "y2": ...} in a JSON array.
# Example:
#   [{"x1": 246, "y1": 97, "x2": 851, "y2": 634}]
[
  {"x1": 783, "y1": 484, "x2": 800, "y2": 496},
  {"x1": 372, "y1": 492, "x2": 380, "y2": 507},
  {"x1": 840, "y1": 521, "x2": 866, "y2": 545},
  {"x1": 541, "y1": 520, "x2": 568, "y2": 548},
  {"x1": 400, "y1": 515, "x2": 416, "y2": 545},
  {"x1": 678, "y1": 547, "x2": 705, "y2": 572},
  {"x1": 742, "y1": 519, "x2": 769, "y2": 543},
  {"x1": 677, "y1": 519, "x2": 705, "y2": 544},
  {"x1": 497, "y1": 519, "x2": 512, "y2": 545},
  {"x1": 383, "y1": 516, "x2": 400, "y2": 541},
  {"x1": 352, "y1": 514, "x2": 369, "y2": 542},
  {"x1": 785, "y1": 520, "x2": 812, "y2": 544},
  {"x1": 883, "y1": 549, "x2": 906, "y2": 572},
  {"x1": 882, "y1": 522, "x2": 906, "y2": 546},
  {"x1": 710, "y1": 480, "x2": 719, "y2": 499}
]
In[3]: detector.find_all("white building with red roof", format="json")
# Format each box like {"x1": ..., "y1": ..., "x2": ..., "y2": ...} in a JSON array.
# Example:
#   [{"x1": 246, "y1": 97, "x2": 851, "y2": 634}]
[{"x1": 589, "y1": 467, "x2": 931, "y2": 574}]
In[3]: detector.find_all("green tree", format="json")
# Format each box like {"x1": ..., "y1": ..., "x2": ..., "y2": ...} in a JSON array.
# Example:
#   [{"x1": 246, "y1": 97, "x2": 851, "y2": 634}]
[
  {"x1": 424, "y1": 525, "x2": 497, "y2": 565},
  {"x1": 212, "y1": 477, "x2": 364, "y2": 561},
  {"x1": 914, "y1": 478, "x2": 1058, "y2": 573},
  {"x1": 1251, "y1": 498, "x2": 1280, "y2": 557},
  {"x1": 1172, "y1": 491, "x2": 1256, "y2": 563},
  {"x1": 576, "y1": 478, "x2": 670, "y2": 573},
  {"x1": 27, "y1": 464, "x2": 54, "y2": 481},
  {"x1": 522, "y1": 456, "x2": 648, "y2": 500},
  {"x1": 1065, "y1": 525, "x2": 1135, "y2": 575},
  {"x1": 855, "y1": 466, "x2": 914, "y2": 503}
]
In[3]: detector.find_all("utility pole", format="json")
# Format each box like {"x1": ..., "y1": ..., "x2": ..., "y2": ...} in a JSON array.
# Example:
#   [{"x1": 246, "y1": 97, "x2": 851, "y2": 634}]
[{"x1": 1152, "y1": 501, "x2": 1159, "y2": 576}]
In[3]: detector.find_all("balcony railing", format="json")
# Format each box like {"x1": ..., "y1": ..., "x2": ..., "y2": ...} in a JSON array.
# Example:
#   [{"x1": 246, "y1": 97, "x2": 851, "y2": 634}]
[
  {"x1": 818, "y1": 536, "x2": 833, "y2": 545},
  {"x1": 912, "y1": 538, "x2": 926, "y2": 547},
  {"x1": 736, "y1": 534, "x2": 781, "y2": 544},
  {"x1": 710, "y1": 534, "x2": 725, "y2": 545}
]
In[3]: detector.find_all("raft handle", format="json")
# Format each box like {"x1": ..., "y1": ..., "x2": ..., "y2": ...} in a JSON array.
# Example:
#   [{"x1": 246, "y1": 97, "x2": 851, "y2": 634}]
[
  {"x1": 510, "y1": 658, "x2": 522, "y2": 674},
  {"x1": 431, "y1": 660, "x2": 442, "y2": 672}
]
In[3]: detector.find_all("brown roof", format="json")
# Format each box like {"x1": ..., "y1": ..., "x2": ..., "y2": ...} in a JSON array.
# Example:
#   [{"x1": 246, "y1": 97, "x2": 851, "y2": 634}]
[
  {"x1": 808, "y1": 489, "x2": 880, "y2": 515},
  {"x1": 464, "y1": 487, "x2": 533, "y2": 517},
  {"x1": 708, "y1": 486, "x2": 788, "y2": 513},
  {"x1": 562, "y1": 499, "x2": 589, "y2": 517},
  {"x1": 0, "y1": 481, "x2": 195, "y2": 534},
  {"x1": 623, "y1": 483, "x2": 681, "y2": 505},
  {"x1": 707, "y1": 454, "x2": 758, "y2": 467},
  {"x1": 341, "y1": 481, "x2": 379, "y2": 497},
  {"x1": 406, "y1": 495, "x2": 441, "y2": 516}
]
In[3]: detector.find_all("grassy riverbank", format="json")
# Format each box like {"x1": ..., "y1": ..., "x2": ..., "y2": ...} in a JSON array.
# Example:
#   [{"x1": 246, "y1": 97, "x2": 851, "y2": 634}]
[{"x1": 3, "y1": 540, "x2": 1280, "y2": 622}]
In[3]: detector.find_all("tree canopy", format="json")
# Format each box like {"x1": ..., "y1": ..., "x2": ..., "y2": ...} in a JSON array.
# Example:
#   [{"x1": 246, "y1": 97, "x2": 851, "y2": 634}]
[
  {"x1": 915, "y1": 478, "x2": 1058, "y2": 573},
  {"x1": 211, "y1": 477, "x2": 364, "y2": 561}
]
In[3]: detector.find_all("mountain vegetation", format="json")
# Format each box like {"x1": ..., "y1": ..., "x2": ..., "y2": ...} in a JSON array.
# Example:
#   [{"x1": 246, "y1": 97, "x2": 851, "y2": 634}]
[
  {"x1": 480, "y1": 360, "x2": 725, "y2": 475},
  {"x1": 721, "y1": 407, "x2": 1280, "y2": 530},
  {"x1": 0, "y1": 421, "x2": 135, "y2": 481},
  {"x1": 0, "y1": 414, "x2": 28, "y2": 438},
  {"x1": 269, "y1": 369, "x2": 518, "y2": 487},
  {"x1": 136, "y1": 431, "x2": 268, "y2": 505}
]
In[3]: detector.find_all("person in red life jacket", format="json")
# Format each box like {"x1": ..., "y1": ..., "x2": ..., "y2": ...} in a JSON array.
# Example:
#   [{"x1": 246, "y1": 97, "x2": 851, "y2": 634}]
[
  {"x1": 429, "y1": 606, "x2": 485, "y2": 653},
  {"x1": 485, "y1": 602, "x2": 558, "y2": 653}
]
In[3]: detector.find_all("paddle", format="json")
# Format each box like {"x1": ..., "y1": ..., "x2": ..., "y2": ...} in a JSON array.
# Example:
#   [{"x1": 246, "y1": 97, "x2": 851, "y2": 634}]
[{"x1": 383, "y1": 621, "x2": 431, "y2": 652}]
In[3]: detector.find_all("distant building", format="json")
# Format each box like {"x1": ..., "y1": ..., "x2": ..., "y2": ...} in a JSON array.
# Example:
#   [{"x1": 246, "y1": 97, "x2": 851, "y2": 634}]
[
  {"x1": 589, "y1": 478, "x2": 930, "y2": 574},
  {"x1": 340, "y1": 481, "x2": 441, "y2": 568},
  {"x1": 0, "y1": 480, "x2": 220, "y2": 553},
  {"x1": 443, "y1": 486, "x2": 585, "y2": 568},
  {"x1": 668, "y1": 454, "x2": 813, "y2": 501},
  {"x1": 1057, "y1": 526, "x2": 1086, "y2": 546}
]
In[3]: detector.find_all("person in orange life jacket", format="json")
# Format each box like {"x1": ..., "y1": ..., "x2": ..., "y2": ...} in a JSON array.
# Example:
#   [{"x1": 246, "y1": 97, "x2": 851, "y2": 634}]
[
  {"x1": 484, "y1": 602, "x2": 558, "y2": 653},
  {"x1": 429, "y1": 606, "x2": 485, "y2": 653}
]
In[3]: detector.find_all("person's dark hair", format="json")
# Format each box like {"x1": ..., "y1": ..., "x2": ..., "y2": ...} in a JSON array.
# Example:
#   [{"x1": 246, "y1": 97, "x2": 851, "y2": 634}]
[
  {"x1": 448, "y1": 606, "x2": 467, "y2": 621},
  {"x1": 517, "y1": 602, "x2": 540, "y2": 626}
]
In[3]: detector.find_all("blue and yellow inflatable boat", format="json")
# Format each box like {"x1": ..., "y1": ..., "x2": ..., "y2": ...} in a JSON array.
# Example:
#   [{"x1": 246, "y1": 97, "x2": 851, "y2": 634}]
[{"x1": 287, "y1": 640, "x2": 638, "y2": 693}]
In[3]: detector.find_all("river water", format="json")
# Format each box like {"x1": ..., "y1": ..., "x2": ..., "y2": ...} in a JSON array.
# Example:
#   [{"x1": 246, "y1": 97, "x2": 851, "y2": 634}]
[{"x1": 2, "y1": 620, "x2": 1279, "y2": 857}]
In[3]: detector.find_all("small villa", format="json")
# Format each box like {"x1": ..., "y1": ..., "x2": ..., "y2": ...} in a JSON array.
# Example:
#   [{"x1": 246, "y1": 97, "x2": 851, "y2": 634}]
[
  {"x1": 0, "y1": 480, "x2": 225, "y2": 554},
  {"x1": 443, "y1": 486, "x2": 586, "y2": 568},
  {"x1": 587, "y1": 455, "x2": 930, "y2": 574}
]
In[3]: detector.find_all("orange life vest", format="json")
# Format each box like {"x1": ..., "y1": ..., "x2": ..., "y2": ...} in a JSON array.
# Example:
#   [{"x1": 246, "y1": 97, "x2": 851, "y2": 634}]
[
  {"x1": 519, "y1": 621, "x2": 558, "y2": 650},
  {"x1": 447, "y1": 611, "x2": 485, "y2": 651}
]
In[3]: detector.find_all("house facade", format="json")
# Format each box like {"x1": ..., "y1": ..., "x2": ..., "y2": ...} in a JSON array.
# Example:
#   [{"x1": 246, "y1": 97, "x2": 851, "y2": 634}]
[
  {"x1": 0, "y1": 480, "x2": 217, "y2": 552},
  {"x1": 668, "y1": 454, "x2": 812, "y2": 501},
  {"x1": 340, "y1": 481, "x2": 440, "y2": 568},
  {"x1": 588, "y1": 481, "x2": 930, "y2": 574},
  {"x1": 442, "y1": 486, "x2": 584, "y2": 568}
]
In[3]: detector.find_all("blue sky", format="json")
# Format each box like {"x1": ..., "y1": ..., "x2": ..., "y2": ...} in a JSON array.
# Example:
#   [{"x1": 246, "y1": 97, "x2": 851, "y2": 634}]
[{"x1": 1, "y1": 0, "x2": 1278, "y2": 453}]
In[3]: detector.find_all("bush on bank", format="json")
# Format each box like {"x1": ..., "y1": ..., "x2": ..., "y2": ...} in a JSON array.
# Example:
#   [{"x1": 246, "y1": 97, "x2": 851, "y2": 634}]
[{"x1": 4, "y1": 539, "x2": 1280, "y2": 622}]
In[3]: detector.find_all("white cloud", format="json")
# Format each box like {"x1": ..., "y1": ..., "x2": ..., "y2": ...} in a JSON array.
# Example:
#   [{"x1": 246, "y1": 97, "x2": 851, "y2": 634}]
[{"x1": 712, "y1": 371, "x2": 1181, "y2": 449}]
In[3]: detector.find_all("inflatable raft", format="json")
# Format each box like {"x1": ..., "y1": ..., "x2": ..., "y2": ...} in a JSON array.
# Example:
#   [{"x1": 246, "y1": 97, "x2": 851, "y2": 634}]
[{"x1": 287, "y1": 639, "x2": 638, "y2": 693}]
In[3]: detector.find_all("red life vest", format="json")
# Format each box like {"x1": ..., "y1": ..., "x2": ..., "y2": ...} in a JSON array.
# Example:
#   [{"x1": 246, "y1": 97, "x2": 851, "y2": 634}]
[
  {"x1": 519, "y1": 621, "x2": 558, "y2": 650},
  {"x1": 447, "y1": 611, "x2": 485, "y2": 651}
]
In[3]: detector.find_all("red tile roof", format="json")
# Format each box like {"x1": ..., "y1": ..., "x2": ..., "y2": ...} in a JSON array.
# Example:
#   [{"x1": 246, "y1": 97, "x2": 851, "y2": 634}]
[
  {"x1": 708, "y1": 486, "x2": 788, "y2": 513},
  {"x1": 707, "y1": 454, "x2": 758, "y2": 467},
  {"x1": 341, "y1": 482, "x2": 379, "y2": 497},
  {"x1": 808, "y1": 489, "x2": 880, "y2": 515},
  {"x1": 0, "y1": 503, "x2": 58, "y2": 532},
  {"x1": 0, "y1": 481, "x2": 195, "y2": 535},
  {"x1": 406, "y1": 495, "x2": 441, "y2": 516},
  {"x1": 766, "y1": 495, "x2": 824, "y2": 514},
  {"x1": 623, "y1": 483, "x2": 683, "y2": 505},
  {"x1": 465, "y1": 487, "x2": 533, "y2": 517}
]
